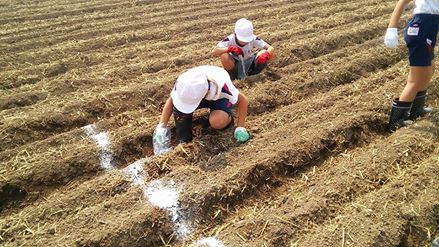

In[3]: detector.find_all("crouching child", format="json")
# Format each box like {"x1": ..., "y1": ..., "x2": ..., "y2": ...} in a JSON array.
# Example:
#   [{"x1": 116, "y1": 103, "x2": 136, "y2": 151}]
[
  {"x1": 153, "y1": 65, "x2": 250, "y2": 152},
  {"x1": 212, "y1": 18, "x2": 275, "y2": 80}
]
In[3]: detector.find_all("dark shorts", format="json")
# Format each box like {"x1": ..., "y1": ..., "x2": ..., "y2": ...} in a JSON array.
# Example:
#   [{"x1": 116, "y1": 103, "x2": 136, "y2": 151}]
[
  {"x1": 197, "y1": 98, "x2": 234, "y2": 117},
  {"x1": 404, "y1": 14, "x2": 439, "y2": 66},
  {"x1": 173, "y1": 98, "x2": 234, "y2": 118}
]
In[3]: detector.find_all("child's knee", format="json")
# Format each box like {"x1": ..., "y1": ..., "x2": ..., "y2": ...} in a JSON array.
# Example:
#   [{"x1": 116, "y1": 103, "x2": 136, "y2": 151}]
[
  {"x1": 209, "y1": 117, "x2": 229, "y2": 130},
  {"x1": 209, "y1": 111, "x2": 231, "y2": 130},
  {"x1": 220, "y1": 53, "x2": 235, "y2": 69}
]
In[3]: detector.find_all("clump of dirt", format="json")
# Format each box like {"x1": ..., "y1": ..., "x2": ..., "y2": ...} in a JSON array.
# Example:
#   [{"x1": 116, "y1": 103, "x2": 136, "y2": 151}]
[
  {"x1": 43, "y1": 62, "x2": 68, "y2": 77},
  {"x1": 0, "y1": 91, "x2": 47, "y2": 110}
]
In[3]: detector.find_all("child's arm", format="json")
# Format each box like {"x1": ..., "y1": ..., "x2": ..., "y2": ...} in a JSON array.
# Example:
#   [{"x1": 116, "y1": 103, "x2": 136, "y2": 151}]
[
  {"x1": 153, "y1": 97, "x2": 174, "y2": 154},
  {"x1": 234, "y1": 92, "x2": 250, "y2": 142},
  {"x1": 388, "y1": 0, "x2": 412, "y2": 28},
  {"x1": 236, "y1": 92, "x2": 248, "y2": 128},
  {"x1": 263, "y1": 44, "x2": 275, "y2": 62},
  {"x1": 211, "y1": 47, "x2": 229, "y2": 57},
  {"x1": 159, "y1": 97, "x2": 174, "y2": 126},
  {"x1": 384, "y1": 0, "x2": 412, "y2": 48}
]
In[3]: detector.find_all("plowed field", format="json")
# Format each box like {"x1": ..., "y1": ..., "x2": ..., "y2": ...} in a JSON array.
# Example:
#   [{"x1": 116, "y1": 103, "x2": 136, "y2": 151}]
[{"x1": 1, "y1": 0, "x2": 438, "y2": 246}]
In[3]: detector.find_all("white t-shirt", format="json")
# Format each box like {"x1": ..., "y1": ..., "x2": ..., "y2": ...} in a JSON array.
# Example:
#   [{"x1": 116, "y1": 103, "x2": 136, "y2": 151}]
[
  {"x1": 217, "y1": 33, "x2": 268, "y2": 60},
  {"x1": 182, "y1": 65, "x2": 240, "y2": 104},
  {"x1": 414, "y1": 0, "x2": 439, "y2": 14}
]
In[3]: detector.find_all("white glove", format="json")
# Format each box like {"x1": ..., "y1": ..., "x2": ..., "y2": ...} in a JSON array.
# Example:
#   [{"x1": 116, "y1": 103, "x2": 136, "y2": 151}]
[
  {"x1": 384, "y1": 28, "x2": 398, "y2": 48},
  {"x1": 153, "y1": 123, "x2": 171, "y2": 155},
  {"x1": 153, "y1": 123, "x2": 168, "y2": 144}
]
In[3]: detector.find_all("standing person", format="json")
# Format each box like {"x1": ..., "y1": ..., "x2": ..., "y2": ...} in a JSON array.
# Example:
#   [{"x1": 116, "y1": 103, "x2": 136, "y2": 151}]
[
  {"x1": 384, "y1": 0, "x2": 437, "y2": 131},
  {"x1": 212, "y1": 18, "x2": 275, "y2": 80},
  {"x1": 154, "y1": 65, "x2": 250, "y2": 149}
]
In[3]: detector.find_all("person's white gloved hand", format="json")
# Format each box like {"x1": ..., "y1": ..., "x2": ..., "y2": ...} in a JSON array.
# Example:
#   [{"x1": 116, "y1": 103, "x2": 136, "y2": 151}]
[
  {"x1": 153, "y1": 123, "x2": 171, "y2": 155},
  {"x1": 153, "y1": 123, "x2": 168, "y2": 144},
  {"x1": 384, "y1": 28, "x2": 398, "y2": 48}
]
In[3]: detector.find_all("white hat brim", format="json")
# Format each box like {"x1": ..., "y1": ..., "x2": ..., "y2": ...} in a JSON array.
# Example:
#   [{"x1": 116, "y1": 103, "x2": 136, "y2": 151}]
[
  {"x1": 236, "y1": 34, "x2": 254, "y2": 43},
  {"x1": 171, "y1": 89, "x2": 200, "y2": 114}
]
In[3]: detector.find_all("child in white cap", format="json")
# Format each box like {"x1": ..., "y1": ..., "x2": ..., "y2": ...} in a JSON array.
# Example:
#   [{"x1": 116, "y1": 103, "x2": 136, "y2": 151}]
[
  {"x1": 212, "y1": 18, "x2": 275, "y2": 80},
  {"x1": 154, "y1": 65, "x2": 250, "y2": 145}
]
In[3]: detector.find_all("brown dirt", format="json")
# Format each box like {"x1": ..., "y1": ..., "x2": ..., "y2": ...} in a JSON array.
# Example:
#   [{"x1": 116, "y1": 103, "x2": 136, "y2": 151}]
[{"x1": 1, "y1": 0, "x2": 438, "y2": 246}]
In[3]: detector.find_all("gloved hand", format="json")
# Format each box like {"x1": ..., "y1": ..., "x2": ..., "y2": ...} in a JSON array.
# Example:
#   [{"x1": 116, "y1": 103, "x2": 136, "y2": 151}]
[
  {"x1": 227, "y1": 46, "x2": 243, "y2": 56},
  {"x1": 153, "y1": 123, "x2": 171, "y2": 155},
  {"x1": 153, "y1": 123, "x2": 168, "y2": 144},
  {"x1": 234, "y1": 127, "x2": 250, "y2": 142},
  {"x1": 256, "y1": 51, "x2": 271, "y2": 64},
  {"x1": 384, "y1": 28, "x2": 398, "y2": 48}
]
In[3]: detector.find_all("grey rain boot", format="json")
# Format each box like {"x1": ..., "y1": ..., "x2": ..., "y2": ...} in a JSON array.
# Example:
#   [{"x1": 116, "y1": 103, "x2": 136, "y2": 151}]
[
  {"x1": 409, "y1": 90, "x2": 433, "y2": 120},
  {"x1": 388, "y1": 98, "x2": 412, "y2": 132},
  {"x1": 173, "y1": 110, "x2": 193, "y2": 143}
]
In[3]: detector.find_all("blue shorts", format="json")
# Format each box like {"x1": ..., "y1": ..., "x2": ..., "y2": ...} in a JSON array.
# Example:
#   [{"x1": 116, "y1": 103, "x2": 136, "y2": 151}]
[
  {"x1": 404, "y1": 14, "x2": 439, "y2": 66},
  {"x1": 173, "y1": 98, "x2": 234, "y2": 118},
  {"x1": 197, "y1": 98, "x2": 234, "y2": 117}
]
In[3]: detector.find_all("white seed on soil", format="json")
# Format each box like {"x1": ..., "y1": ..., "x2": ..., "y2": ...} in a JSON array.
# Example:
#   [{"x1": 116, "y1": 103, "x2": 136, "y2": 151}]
[
  {"x1": 82, "y1": 124, "x2": 98, "y2": 136},
  {"x1": 124, "y1": 159, "x2": 146, "y2": 185},
  {"x1": 92, "y1": 132, "x2": 110, "y2": 148},
  {"x1": 145, "y1": 179, "x2": 178, "y2": 208},
  {"x1": 175, "y1": 221, "x2": 191, "y2": 238},
  {"x1": 144, "y1": 179, "x2": 192, "y2": 239},
  {"x1": 124, "y1": 158, "x2": 192, "y2": 239},
  {"x1": 82, "y1": 124, "x2": 113, "y2": 169},
  {"x1": 83, "y1": 124, "x2": 193, "y2": 239},
  {"x1": 192, "y1": 237, "x2": 225, "y2": 247}
]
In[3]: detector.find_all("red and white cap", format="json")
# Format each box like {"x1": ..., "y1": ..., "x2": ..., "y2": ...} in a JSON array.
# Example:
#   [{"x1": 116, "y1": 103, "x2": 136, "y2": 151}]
[
  {"x1": 234, "y1": 18, "x2": 254, "y2": 43},
  {"x1": 171, "y1": 71, "x2": 208, "y2": 114}
]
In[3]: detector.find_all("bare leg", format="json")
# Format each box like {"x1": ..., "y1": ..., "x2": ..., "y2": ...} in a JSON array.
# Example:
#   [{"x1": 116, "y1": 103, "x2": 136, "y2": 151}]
[
  {"x1": 389, "y1": 65, "x2": 434, "y2": 131},
  {"x1": 220, "y1": 53, "x2": 236, "y2": 71},
  {"x1": 209, "y1": 110, "x2": 231, "y2": 130},
  {"x1": 399, "y1": 65, "x2": 433, "y2": 101}
]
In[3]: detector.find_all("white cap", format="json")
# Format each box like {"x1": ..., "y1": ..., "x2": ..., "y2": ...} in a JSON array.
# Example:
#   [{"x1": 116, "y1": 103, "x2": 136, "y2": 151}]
[
  {"x1": 234, "y1": 18, "x2": 254, "y2": 43},
  {"x1": 171, "y1": 71, "x2": 208, "y2": 114}
]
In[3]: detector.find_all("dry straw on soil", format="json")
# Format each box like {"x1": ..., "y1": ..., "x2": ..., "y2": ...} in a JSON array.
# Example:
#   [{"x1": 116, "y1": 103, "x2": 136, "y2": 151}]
[{"x1": 1, "y1": 0, "x2": 438, "y2": 246}]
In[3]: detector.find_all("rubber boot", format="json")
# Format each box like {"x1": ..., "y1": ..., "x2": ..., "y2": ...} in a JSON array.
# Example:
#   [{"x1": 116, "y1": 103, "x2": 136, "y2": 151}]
[
  {"x1": 173, "y1": 110, "x2": 193, "y2": 143},
  {"x1": 388, "y1": 98, "x2": 412, "y2": 132},
  {"x1": 409, "y1": 90, "x2": 432, "y2": 120},
  {"x1": 248, "y1": 61, "x2": 267, "y2": 76},
  {"x1": 432, "y1": 237, "x2": 439, "y2": 247}
]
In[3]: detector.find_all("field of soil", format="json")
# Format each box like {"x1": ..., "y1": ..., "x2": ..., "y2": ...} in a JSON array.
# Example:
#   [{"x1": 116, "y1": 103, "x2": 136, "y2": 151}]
[{"x1": 1, "y1": 0, "x2": 438, "y2": 246}]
